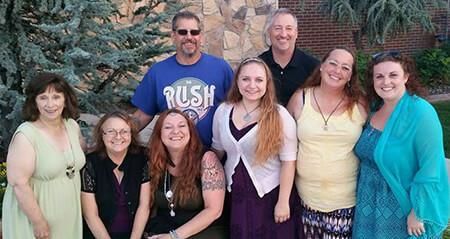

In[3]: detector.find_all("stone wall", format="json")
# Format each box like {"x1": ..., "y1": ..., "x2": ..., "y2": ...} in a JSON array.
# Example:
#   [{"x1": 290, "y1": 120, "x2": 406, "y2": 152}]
[
  {"x1": 190, "y1": 0, "x2": 277, "y2": 66},
  {"x1": 118, "y1": 0, "x2": 277, "y2": 67}
]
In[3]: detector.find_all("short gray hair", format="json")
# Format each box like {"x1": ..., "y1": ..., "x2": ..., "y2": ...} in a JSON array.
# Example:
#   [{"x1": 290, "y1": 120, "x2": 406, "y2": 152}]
[{"x1": 264, "y1": 8, "x2": 298, "y2": 45}]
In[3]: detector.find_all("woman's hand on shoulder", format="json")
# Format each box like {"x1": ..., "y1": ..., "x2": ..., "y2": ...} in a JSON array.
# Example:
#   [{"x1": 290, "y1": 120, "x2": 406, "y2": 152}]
[{"x1": 286, "y1": 89, "x2": 304, "y2": 120}]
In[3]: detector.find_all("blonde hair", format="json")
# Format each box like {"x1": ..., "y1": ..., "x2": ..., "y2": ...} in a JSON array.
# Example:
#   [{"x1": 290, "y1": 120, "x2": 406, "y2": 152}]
[{"x1": 227, "y1": 57, "x2": 283, "y2": 164}]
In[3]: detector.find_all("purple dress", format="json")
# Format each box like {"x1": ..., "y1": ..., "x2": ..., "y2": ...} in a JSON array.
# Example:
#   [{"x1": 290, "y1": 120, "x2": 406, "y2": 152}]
[{"x1": 228, "y1": 117, "x2": 302, "y2": 239}]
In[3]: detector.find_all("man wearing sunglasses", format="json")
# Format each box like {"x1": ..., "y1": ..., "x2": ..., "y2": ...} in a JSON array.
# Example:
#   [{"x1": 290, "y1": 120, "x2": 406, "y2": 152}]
[
  {"x1": 259, "y1": 8, "x2": 319, "y2": 106},
  {"x1": 131, "y1": 11, "x2": 233, "y2": 147}
]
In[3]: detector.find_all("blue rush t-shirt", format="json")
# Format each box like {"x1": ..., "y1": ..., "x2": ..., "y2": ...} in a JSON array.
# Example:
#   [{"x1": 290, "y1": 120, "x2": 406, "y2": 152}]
[{"x1": 131, "y1": 53, "x2": 233, "y2": 147}]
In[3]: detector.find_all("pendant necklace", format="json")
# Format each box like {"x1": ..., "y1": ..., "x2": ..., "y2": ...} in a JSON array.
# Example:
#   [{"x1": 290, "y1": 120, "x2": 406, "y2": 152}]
[
  {"x1": 40, "y1": 119, "x2": 76, "y2": 179},
  {"x1": 66, "y1": 130, "x2": 76, "y2": 179},
  {"x1": 312, "y1": 87, "x2": 345, "y2": 131},
  {"x1": 164, "y1": 169, "x2": 176, "y2": 217},
  {"x1": 66, "y1": 122, "x2": 75, "y2": 179},
  {"x1": 242, "y1": 102, "x2": 260, "y2": 122},
  {"x1": 66, "y1": 159, "x2": 76, "y2": 179}
]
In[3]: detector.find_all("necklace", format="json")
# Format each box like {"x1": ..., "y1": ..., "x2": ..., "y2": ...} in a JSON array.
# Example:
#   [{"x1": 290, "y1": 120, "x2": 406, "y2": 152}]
[
  {"x1": 39, "y1": 119, "x2": 76, "y2": 179},
  {"x1": 63, "y1": 121, "x2": 76, "y2": 179},
  {"x1": 312, "y1": 87, "x2": 345, "y2": 131},
  {"x1": 66, "y1": 163, "x2": 75, "y2": 179},
  {"x1": 242, "y1": 102, "x2": 260, "y2": 122},
  {"x1": 164, "y1": 170, "x2": 175, "y2": 217}
]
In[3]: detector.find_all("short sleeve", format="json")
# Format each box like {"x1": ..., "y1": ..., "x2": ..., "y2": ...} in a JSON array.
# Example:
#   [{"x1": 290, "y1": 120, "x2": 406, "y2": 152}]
[
  {"x1": 222, "y1": 61, "x2": 234, "y2": 94},
  {"x1": 211, "y1": 103, "x2": 225, "y2": 151},
  {"x1": 131, "y1": 69, "x2": 158, "y2": 116},
  {"x1": 141, "y1": 160, "x2": 150, "y2": 183},
  {"x1": 81, "y1": 160, "x2": 96, "y2": 193},
  {"x1": 278, "y1": 106, "x2": 298, "y2": 161}
]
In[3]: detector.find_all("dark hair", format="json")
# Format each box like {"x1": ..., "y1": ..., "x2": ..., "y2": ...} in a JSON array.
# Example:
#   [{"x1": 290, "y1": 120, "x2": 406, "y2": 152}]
[
  {"x1": 171, "y1": 11, "x2": 201, "y2": 31},
  {"x1": 148, "y1": 108, "x2": 203, "y2": 206},
  {"x1": 302, "y1": 47, "x2": 364, "y2": 115},
  {"x1": 92, "y1": 111, "x2": 141, "y2": 158},
  {"x1": 22, "y1": 72, "x2": 79, "y2": 121},
  {"x1": 366, "y1": 52, "x2": 427, "y2": 108}
]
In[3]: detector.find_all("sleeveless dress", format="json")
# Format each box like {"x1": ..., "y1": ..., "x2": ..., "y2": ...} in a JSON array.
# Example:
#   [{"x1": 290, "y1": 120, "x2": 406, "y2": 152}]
[
  {"x1": 352, "y1": 123, "x2": 408, "y2": 238},
  {"x1": 2, "y1": 119, "x2": 86, "y2": 239}
]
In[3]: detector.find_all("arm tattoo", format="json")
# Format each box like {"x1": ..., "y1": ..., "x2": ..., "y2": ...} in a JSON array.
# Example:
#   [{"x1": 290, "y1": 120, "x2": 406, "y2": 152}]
[{"x1": 201, "y1": 152, "x2": 226, "y2": 191}]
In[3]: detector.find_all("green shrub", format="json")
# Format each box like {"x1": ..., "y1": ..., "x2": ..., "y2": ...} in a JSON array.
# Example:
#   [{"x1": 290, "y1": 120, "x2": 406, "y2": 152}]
[
  {"x1": 356, "y1": 50, "x2": 370, "y2": 88},
  {"x1": 415, "y1": 47, "x2": 450, "y2": 87},
  {"x1": 440, "y1": 42, "x2": 450, "y2": 55},
  {"x1": 0, "y1": 1, "x2": 183, "y2": 159},
  {"x1": 0, "y1": 162, "x2": 6, "y2": 216},
  {"x1": 444, "y1": 226, "x2": 450, "y2": 239}
]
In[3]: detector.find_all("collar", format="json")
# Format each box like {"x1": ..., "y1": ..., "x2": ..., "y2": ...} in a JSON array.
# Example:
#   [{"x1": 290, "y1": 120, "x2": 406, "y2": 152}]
[
  {"x1": 263, "y1": 47, "x2": 302, "y2": 69},
  {"x1": 105, "y1": 153, "x2": 131, "y2": 172},
  {"x1": 174, "y1": 52, "x2": 203, "y2": 66}
]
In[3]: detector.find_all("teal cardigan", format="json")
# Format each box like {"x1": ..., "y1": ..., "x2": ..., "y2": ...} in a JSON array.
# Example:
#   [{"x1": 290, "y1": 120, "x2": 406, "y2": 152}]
[{"x1": 374, "y1": 92, "x2": 449, "y2": 238}]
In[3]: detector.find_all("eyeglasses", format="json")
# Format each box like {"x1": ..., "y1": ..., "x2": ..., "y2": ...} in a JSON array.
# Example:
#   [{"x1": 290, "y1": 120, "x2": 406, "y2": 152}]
[
  {"x1": 175, "y1": 29, "x2": 201, "y2": 36},
  {"x1": 103, "y1": 128, "x2": 131, "y2": 137},
  {"x1": 371, "y1": 50, "x2": 401, "y2": 61},
  {"x1": 325, "y1": 59, "x2": 352, "y2": 73}
]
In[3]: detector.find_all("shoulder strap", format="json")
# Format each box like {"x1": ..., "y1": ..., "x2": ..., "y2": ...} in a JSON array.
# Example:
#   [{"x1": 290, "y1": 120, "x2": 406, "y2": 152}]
[{"x1": 302, "y1": 89, "x2": 305, "y2": 106}]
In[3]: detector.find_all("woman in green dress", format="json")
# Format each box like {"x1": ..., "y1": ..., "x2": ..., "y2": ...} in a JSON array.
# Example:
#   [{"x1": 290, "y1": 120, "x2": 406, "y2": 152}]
[{"x1": 2, "y1": 72, "x2": 85, "y2": 239}]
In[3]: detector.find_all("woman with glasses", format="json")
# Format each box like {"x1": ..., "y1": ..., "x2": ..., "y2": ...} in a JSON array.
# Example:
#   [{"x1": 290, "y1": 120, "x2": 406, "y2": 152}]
[
  {"x1": 352, "y1": 52, "x2": 449, "y2": 238},
  {"x1": 2, "y1": 72, "x2": 85, "y2": 239},
  {"x1": 286, "y1": 47, "x2": 367, "y2": 238},
  {"x1": 145, "y1": 108, "x2": 226, "y2": 239},
  {"x1": 81, "y1": 111, "x2": 150, "y2": 239},
  {"x1": 212, "y1": 57, "x2": 300, "y2": 238}
]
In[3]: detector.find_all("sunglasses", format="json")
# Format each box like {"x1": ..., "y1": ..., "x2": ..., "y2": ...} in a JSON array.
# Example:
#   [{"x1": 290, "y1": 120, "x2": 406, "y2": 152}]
[
  {"x1": 175, "y1": 29, "x2": 201, "y2": 36},
  {"x1": 371, "y1": 50, "x2": 401, "y2": 61}
]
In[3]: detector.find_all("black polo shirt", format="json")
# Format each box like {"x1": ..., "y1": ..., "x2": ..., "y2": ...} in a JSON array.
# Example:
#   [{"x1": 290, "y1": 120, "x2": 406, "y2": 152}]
[{"x1": 259, "y1": 47, "x2": 319, "y2": 106}]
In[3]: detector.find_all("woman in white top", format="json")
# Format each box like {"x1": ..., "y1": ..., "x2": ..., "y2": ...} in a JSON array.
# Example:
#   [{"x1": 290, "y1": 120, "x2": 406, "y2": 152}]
[{"x1": 212, "y1": 57, "x2": 299, "y2": 239}]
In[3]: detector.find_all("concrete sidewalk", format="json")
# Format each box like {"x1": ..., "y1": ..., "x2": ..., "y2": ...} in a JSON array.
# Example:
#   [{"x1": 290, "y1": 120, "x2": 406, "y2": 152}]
[{"x1": 427, "y1": 93, "x2": 450, "y2": 103}]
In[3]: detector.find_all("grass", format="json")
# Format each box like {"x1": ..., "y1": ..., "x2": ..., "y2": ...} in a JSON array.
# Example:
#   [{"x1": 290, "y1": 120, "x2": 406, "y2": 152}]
[
  {"x1": 432, "y1": 100, "x2": 450, "y2": 158},
  {"x1": 433, "y1": 100, "x2": 450, "y2": 238}
]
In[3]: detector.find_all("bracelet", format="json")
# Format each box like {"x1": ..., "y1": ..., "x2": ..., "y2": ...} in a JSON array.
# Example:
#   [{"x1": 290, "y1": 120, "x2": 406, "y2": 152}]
[{"x1": 169, "y1": 230, "x2": 180, "y2": 239}]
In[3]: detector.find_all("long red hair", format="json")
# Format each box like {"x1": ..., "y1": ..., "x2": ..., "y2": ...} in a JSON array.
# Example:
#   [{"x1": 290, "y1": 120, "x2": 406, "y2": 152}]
[
  {"x1": 147, "y1": 108, "x2": 203, "y2": 206},
  {"x1": 227, "y1": 57, "x2": 282, "y2": 164}
]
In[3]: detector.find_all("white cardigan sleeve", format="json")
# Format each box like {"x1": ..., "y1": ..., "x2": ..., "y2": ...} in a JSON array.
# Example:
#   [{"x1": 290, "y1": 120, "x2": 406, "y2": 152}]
[
  {"x1": 278, "y1": 105, "x2": 298, "y2": 161},
  {"x1": 211, "y1": 103, "x2": 226, "y2": 151}
]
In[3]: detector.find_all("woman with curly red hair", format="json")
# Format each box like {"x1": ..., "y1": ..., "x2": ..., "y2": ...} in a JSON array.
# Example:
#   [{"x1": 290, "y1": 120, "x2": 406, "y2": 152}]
[{"x1": 146, "y1": 109, "x2": 227, "y2": 239}]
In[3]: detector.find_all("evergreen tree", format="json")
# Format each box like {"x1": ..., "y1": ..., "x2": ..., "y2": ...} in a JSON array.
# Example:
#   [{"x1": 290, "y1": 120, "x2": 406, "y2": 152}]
[
  {"x1": 0, "y1": 0, "x2": 183, "y2": 158},
  {"x1": 317, "y1": 0, "x2": 447, "y2": 48}
]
